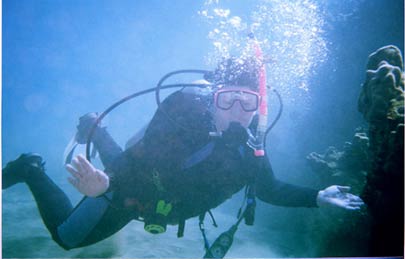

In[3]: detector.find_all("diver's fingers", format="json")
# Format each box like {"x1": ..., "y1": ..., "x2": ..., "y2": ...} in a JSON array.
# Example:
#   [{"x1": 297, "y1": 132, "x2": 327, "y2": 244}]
[
  {"x1": 68, "y1": 176, "x2": 80, "y2": 189},
  {"x1": 68, "y1": 177, "x2": 88, "y2": 195},
  {"x1": 65, "y1": 164, "x2": 83, "y2": 179},
  {"x1": 349, "y1": 201, "x2": 365, "y2": 207},
  {"x1": 77, "y1": 154, "x2": 96, "y2": 175},
  {"x1": 337, "y1": 186, "x2": 351, "y2": 193},
  {"x1": 347, "y1": 204, "x2": 363, "y2": 210},
  {"x1": 345, "y1": 194, "x2": 364, "y2": 203},
  {"x1": 349, "y1": 197, "x2": 364, "y2": 203},
  {"x1": 343, "y1": 198, "x2": 364, "y2": 209},
  {"x1": 348, "y1": 198, "x2": 364, "y2": 203},
  {"x1": 71, "y1": 156, "x2": 85, "y2": 173}
]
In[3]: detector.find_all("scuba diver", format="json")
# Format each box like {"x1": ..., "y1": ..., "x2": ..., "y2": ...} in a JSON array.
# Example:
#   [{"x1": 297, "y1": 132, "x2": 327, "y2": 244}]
[{"x1": 2, "y1": 56, "x2": 364, "y2": 257}]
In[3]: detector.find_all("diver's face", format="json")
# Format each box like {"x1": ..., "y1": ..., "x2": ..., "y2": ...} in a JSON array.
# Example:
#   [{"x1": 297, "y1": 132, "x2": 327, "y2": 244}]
[{"x1": 214, "y1": 86, "x2": 259, "y2": 132}]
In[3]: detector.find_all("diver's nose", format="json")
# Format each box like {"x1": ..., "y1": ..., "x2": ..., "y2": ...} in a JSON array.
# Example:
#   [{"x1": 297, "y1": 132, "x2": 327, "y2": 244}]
[{"x1": 232, "y1": 100, "x2": 245, "y2": 113}]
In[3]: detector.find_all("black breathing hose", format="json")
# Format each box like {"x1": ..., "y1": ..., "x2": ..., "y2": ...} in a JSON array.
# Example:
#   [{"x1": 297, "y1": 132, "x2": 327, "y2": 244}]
[
  {"x1": 85, "y1": 82, "x2": 212, "y2": 160},
  {"x1": 85, "y1": 70, "x2": 283, "y2": 161},
  {"x1": 155, "y1": 69, "x2": 212, "y2": 108}
]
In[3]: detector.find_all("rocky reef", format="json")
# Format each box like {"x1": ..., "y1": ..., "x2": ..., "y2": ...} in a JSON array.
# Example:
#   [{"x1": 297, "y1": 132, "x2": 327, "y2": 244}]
[
  {"x1": 307, "y1": 129, "x2": 370, "y2": 193},
  {"x1": 307, "y1": 45, "x2": 404, "y2": 256},
  {"x1": 358, "y1": 45, "x2": 404, "y2": 256},
  {"x1": 306, "y1": 129, "x2": 371, "y2": 256}
]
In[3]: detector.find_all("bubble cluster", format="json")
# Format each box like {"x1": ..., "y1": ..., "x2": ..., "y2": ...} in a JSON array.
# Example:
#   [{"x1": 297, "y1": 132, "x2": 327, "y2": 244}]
[{"x1": 199, "y1": 0, "x2": 328, "y2": 104}]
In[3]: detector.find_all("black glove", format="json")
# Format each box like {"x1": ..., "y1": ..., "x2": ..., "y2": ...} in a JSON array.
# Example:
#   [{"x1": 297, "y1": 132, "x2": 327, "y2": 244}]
[
  {"x1": 220, "y1": 122, "x2": 249, "y2": 147},
  {"x1": 75, "y1": 112, "x2": 101, "y2": 144}
]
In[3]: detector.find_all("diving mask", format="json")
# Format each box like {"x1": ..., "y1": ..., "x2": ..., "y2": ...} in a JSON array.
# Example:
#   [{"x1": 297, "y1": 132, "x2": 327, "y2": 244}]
[{"x1": 214, "y1": 88, "x2": 260, "y2": 112}]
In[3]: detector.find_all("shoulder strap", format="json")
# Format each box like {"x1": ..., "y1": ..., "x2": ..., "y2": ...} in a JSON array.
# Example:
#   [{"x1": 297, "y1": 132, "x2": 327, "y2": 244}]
[{"x1": 182, "y1": 141, "x2": 216, "y2": 169}]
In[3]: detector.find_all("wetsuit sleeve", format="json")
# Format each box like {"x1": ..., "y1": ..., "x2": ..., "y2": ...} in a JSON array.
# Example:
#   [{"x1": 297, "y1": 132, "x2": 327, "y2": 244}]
[
  {"x1": 92, "y1": 127, "x2": 123, "y2": 170},
  {"x1": 254, "y1": 156, "x2": 319, "y2": 207}
]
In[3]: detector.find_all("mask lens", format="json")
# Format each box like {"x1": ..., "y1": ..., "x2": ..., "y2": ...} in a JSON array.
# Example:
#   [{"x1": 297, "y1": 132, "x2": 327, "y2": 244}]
[
  {"x1": 239, "y1": 92, "x2": 259, "y2": 111},
  {"x1": 216, "y1": 91, "x2": 236, "y2": 110}
]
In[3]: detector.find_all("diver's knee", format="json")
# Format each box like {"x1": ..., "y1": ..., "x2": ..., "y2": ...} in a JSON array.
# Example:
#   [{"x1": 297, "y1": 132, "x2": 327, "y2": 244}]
[{"x1": 51, "y1": 232, "x2": 75, "y2": 250}]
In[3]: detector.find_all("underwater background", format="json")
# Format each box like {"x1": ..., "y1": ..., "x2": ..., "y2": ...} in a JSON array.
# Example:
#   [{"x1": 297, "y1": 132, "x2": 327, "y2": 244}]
[{"x1": 2, "y1": 0, "x2": 404, "y2": 258}]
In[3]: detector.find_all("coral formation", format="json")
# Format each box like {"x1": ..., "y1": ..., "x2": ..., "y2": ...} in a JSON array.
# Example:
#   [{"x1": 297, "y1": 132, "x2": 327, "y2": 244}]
[
  {"x1": 306, "y1": 45, "x2": 404, "y2": 257},
  {"x1": 307, "y1": 129, "x2": 370, "y2": 193},
  {"x1": 306, "y1": 129, "x2": 371, "y2": 257},
  {"x1": 358, "y1": 45, "x2": 404, "y2": 256},
  {"x1": 358, "y1": 45, "x2": 404, "y2": 124}
]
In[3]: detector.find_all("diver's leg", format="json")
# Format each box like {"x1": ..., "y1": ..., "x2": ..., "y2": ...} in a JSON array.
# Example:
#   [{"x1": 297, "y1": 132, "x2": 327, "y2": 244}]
[
  {"x1": 56, "y1": 192, "x2": 135, "y2": 249},
  {"x1": 2, "y1": 153, "x2": 74, "y2": 240},
  {"x1": 3, "y1": 154, "x2": 134, "y2": 250}
]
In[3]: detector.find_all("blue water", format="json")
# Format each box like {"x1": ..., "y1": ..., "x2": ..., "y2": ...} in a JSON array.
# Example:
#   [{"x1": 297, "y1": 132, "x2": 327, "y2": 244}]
[{"x1": 2, "y1": 0, "x2": 403, "y2": 258}]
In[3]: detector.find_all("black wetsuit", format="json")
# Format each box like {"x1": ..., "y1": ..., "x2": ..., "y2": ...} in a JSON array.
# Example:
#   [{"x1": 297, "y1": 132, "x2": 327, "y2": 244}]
[{"x1": 6, "y1": 89, "x2": 319, "y2": 250}]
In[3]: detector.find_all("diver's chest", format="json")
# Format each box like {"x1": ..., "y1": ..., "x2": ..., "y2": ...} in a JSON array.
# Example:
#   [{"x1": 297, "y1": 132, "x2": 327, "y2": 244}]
[
  {"x1": 180, "y1": 144, "x2": 248, "y2": 180},
  {"x1": 152, "y1": 142, "x2": 252, "y2": 202},
  {"x1": 175, "y1": 153, "x2": 249, "y2": 199}
]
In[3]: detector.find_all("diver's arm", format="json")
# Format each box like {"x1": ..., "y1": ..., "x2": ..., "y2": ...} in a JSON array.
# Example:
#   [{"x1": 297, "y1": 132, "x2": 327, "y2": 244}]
[
  {"x1": 254, "y1": 156, "x2": 319, "y2": 207},
  {"x1": 254, "y1": 156, "x2": 364, "y2": 210},
  {"x1": 91, "y1": 127, "x2": 123, "y2": 169},
  {"x1": 76, "y1": 113, "x2": 123, "y2": 169}
]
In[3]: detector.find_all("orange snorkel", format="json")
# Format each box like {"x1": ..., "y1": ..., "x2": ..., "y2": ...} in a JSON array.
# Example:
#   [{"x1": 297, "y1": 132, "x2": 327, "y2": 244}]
[{"x1": 248, "y1": 33, "x2": 268, "y2": 156}]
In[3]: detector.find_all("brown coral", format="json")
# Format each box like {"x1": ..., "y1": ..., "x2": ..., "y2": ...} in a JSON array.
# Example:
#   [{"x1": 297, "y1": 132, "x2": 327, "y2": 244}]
[
  {"x1": 358, "y1": 45, "x2": 404, "y2": 256},
  {"x1": 358, "y1": 45, "x2": 405, "y2": 124}
]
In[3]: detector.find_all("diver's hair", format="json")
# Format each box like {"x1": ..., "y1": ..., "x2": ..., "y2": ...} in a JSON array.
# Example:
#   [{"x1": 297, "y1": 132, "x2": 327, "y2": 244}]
[{"x1": 204, "y1": 57, "x2": 262, "y2": 91}]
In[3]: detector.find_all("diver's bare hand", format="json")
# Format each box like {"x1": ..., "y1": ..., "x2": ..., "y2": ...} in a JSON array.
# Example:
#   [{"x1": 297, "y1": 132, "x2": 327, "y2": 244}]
[
  {"x1": 65, "y1": 154, "x2": 109, "y2": 197},
  {"x1": 317, "y1": 185, "x2": 364, "y2": 210}
]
